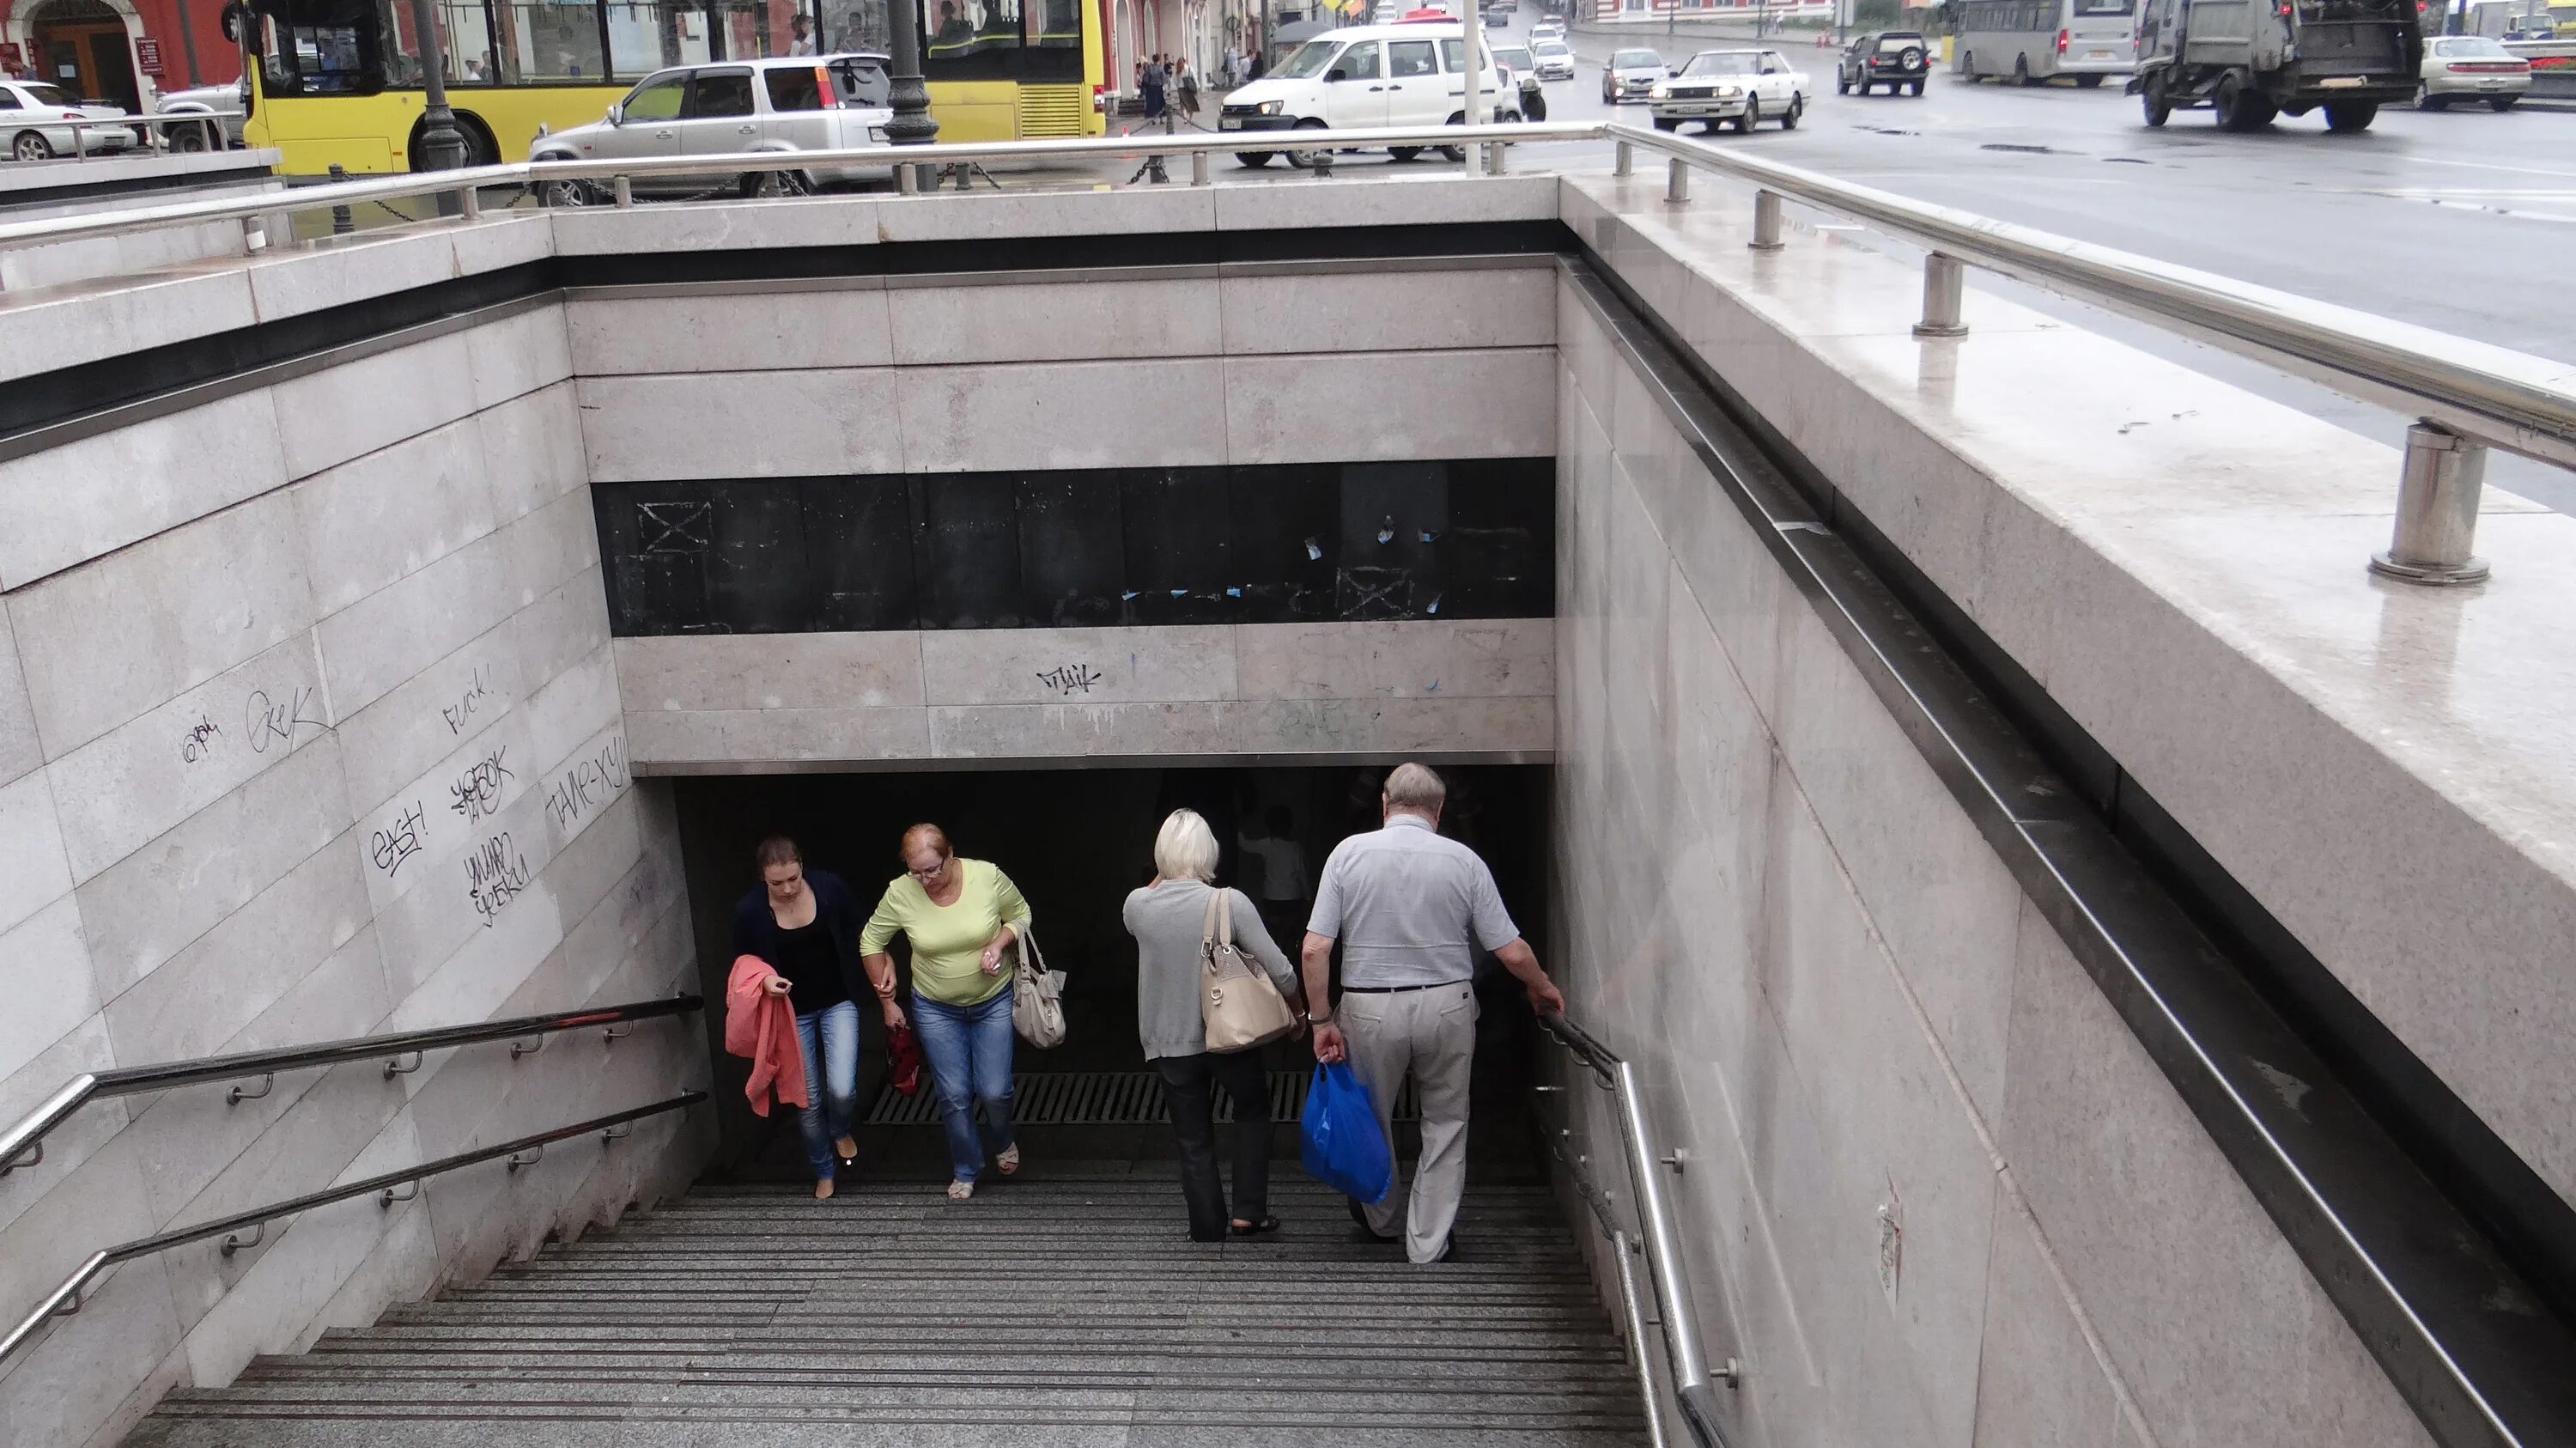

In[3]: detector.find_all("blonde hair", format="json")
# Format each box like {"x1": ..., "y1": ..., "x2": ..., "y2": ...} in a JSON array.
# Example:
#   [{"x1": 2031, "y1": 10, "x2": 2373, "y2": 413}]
[
  {"x1": 1383, "y1": 761, "x2": 1447, "y2": 813},
  {"x1": 1153, "y1": 809, "x2": 1221, "y2": 883},
  {"x1": 900, "y1": 823, "x2": 951, "y2": 863}
]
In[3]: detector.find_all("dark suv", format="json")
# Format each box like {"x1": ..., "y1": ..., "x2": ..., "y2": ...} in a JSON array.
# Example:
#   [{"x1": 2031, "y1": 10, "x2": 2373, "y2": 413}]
[{"x1": 1839, "y1": 31, "x2": 1929, "y2": 95}]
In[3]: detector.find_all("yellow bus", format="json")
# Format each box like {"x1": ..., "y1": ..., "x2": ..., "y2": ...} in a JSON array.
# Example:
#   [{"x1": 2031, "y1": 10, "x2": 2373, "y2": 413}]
[{"x1": 239, "y1": 0, "x2": 1103, "y2": 175}]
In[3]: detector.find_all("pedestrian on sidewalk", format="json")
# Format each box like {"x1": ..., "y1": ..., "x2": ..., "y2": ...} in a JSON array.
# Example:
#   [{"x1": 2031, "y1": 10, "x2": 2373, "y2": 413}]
[
  {"x1": 1141, "y1": 53, "x2": 1170, "y2": 119},
  {"x1": 1176, "y1": 58, "x2": 1200, "y2": 120},
  {"x1": 1126, "y1": 809, "x2": 1309, "y2": 1242},
  {"x1": 860, "y1": 824, "x2": 1036, "y2": 1202},
  {"x1": 1303, "y1": 764, "x2": 1566, "y2": 1264},
  {"x1": 732, "y1": 837, "x2": 886, "y2": 1201}
]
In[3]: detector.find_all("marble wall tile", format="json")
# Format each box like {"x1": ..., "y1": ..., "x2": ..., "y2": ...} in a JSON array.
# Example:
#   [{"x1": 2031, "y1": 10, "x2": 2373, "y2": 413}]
[
  {"x1": 0, "y1": 1018, "x2": 124, "y2": 1238},
  {"x1": 44, "y1": 631, "x2": 331, "y2": 886},
  {"x1": 499, "y1": 488, "x2": 604, "y2": 609},
  {"x1": 920, "y1": 625, "x2": 1238, "y2": 707},
  {"x1": 99, "y1": 830, "x2": 369, "y2": 1066},
  {"x1": 0, "y1": 765, "x2": 72, "y2": 940},
  {"x1": 478, "y1": 383, "x2": 589, "y2": 526},
  {"x1": 550, "y1": 194, "x2": 883, "y2": 254},
  {"x1": 577, "y1": 368, "x2": 904, "y2": 482},
  {"x1": 566, "y1": 289, "x2": 895, "y2": 374},
  {"x1": 1972, "y1": 1183, "x2": 2123, "y2": 1448},
  {"x1": 330, "y1": 624, "x2": 527, "y2": 820},
  {"x1": 8, "y1": 490, "x2": 319, "y2": 759},
  {"x1": 270, "y1": 332, "x2": 479, "y2": 484},
  {"x1": 74, "y1": 730, "x2": 351, "y2": 1003},
  {"x1": 888, "y1": 277, "x2": 1221, "y2": 367},
  {"x1": 243, "y1": 230, "x2": 458, "y2": 323},
  {"x1": 1219, "y1": 265, "x2": 1555, "y2": 356},
  {"x1": 1232, "y1": 694, "x2": 1554, "y2": 757},
  {"x1": 0, "y1": 389, "x2": 289, "y2": 591},
  {"x1": 289, "y1": 418, "x2": 497, "y2": 617},
  {"x1": 928, "y1": 700, "x2": 1242, "y2": 759},
  {"x1": 449, "y1": 211, "x2": 555, "y2": 277},
  {"x1": 0, "y1": 606, "x2": 41, "y2": 788},
  {"x1": 0, "y1": 897, "x2": 94, "y2": 1087},
  {"x1": 512, "y1": 566, "x2": 615, "y2": 692},
  {"x1": 0, "y1": 1131, "x2": 159, "y2": 1318},
  {"x1": 897, "y1": 357, "x2": 1227, "y2": 472},
  {"x1": 1235, "y1": 618, "x2": 1553, "y2": 700},
  {"x1": 1998, "y1": 897, "x2": 2433, "y2": 1448},
  {"x1": 713, "y1": 705, "x2": 934, "y2": 764},
  {"x1": 465, "y1": 307, "x2": 574, "y2": 414},
  {"x1": 1210, "y1": 173, "x2": 1557, "y2": 230},
  {"x1": 0, "y1": 267, "x2": 255, "y2": 386},
  {"x1": 874, "y1": 185, "x2": 1214, "y2": 243},
  {"x1": 313, "y1": 531, "x2": 518, "y2": 721},
  {"x1": 614, "y1": 632, "x2": 925, "y2": 713},
  {"x1": 1223, "y1": 348, "x2": 1553, "y2": 465},
  {"x1": 0, "y1": 1238, "x2": 182, "y2": 1448}
]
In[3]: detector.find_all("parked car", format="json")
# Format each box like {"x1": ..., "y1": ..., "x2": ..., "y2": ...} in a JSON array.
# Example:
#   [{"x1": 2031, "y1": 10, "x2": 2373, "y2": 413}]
[
  {"x1": 0, "y1": 82, "x2": 140, "y2": 161},
  {"x1": 1838, "y1": 30, "x2": 1930, "y2": 94},
  {"x1": 1652, "y1": 47, "x2": 1808, "y2": 130},
  {"x1": 1220, "y1": 21, "x2": 1510, "y2": 167},
  {"x1": 1533, "y1": 38, "x2": 1578, "y2": 78},
  {"x1": 2418, "y1": 34, "x2": 2531, "y2": 109},
  {"x1": 155, "y1": 78, "x2": 246, "y2": 150},
  {"x1": 1530, "y1": 17, "x2": 1566, "y2": 42},
  {"x1": 530, "y1": 53, "x2": 895, "y2": 203},
  {"x1": 1491, "y1": 44, "x2": 1551, "y2": 117},
  {"x1": 1602, "y1": 46, "x2": 1668, "y2": 101}
]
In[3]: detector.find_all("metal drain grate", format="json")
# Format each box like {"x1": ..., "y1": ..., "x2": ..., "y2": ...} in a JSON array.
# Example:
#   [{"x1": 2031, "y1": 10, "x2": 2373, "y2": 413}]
[{"x1": 865, "y1": 1070, "x2": 1420, "y2": 1126}]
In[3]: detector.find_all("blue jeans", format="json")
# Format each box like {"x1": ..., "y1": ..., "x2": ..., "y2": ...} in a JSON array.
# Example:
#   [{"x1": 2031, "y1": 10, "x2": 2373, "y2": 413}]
[
  {"x1": 912, "y1": 989, "x2": 1017, "y2": 1183},
  {"x1": 793, "y1": 1000, "x2": 860, "y2": 1182}
]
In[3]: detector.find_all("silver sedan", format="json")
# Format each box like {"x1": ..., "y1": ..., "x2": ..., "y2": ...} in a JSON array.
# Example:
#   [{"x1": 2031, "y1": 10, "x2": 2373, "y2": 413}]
[{"x1": 0, "y1": 82, "x2": 139, "y2": 160}]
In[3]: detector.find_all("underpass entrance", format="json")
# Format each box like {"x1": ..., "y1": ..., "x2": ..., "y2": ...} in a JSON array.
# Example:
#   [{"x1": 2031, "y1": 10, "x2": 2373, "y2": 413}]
[{"x1": 671, "y1": 764, "x2": 1551, "y2": 1180}]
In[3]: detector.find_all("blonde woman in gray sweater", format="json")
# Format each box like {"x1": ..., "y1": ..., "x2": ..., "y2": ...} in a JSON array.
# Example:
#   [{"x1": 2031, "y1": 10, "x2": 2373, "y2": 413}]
[{"x1": 1123, "y1": 808, "x2": 1308, "y2": 1242}]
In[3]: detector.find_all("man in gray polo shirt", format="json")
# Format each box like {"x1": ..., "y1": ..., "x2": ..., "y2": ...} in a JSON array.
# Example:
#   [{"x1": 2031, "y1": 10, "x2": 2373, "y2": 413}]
[{"x1": 1303, "y1": 762, "x2": 1565, "y2": 1263}]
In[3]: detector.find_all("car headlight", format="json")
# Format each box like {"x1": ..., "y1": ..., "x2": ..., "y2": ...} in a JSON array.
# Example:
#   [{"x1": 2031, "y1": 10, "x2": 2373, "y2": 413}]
[
  {"x1": 1255, "y1": 99, "x2": 1283, "y2": 115},
  {"x1": 1716, "y1": 84, "x2": 1741, "y2": 96},
  {"x1": 1649, "y1": 82, "x2": 1670, "y2": 98}
]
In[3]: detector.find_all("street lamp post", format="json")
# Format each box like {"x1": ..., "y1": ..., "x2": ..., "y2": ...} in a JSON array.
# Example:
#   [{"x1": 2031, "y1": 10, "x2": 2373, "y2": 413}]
[
  {"x1": 407, "y1": 0, "x2": 470, "y2": 201},
  {"x1": 884, "y1": 0, "x2": 940, "y2": 186}
]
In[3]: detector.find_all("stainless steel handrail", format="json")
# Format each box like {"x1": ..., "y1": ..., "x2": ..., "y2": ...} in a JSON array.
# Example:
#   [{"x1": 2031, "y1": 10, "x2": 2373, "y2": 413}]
[
  {"x1": 0, "y1": 995, "x2": 701, "y2": 1183},
  {"x1": 1598, "y1": 119, "x2": 2557, "y2": 582},
  {"x1": 0, "y1": 1090, "x2": 706, "y2": 1366},
  {"x1": 1538, "y1": 1009, "x2": 1735, "y2": 1448}
]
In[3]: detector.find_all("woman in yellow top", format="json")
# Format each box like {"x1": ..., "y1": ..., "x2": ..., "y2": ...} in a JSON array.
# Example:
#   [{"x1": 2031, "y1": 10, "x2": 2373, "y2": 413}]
[{"x1": 862, "y1": 823, "x2": 1034, "y2": 1201}]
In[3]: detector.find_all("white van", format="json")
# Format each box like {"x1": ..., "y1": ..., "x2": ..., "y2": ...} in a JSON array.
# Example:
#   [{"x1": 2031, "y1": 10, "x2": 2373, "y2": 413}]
[{"x1": 1218, "y1": 21, "x2": 1510, "y2": 167}]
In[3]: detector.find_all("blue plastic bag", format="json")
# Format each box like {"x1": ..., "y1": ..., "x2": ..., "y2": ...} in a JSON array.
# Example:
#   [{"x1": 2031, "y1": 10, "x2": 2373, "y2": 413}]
[{"x1": 1300, "y1": 1062, "x2": 1393, "y2": 1204}]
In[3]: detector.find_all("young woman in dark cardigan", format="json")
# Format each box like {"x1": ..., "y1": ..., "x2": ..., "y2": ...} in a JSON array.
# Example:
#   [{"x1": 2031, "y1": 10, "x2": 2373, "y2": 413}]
[{"x1": 732, "y1": 836, "x2": 902, "y2": 1199}]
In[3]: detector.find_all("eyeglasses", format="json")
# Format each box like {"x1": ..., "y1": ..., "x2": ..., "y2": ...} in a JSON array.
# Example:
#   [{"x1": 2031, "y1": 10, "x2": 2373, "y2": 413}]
[{"x1": 906, "y1": 859, "x2": 949, "y2": 880}]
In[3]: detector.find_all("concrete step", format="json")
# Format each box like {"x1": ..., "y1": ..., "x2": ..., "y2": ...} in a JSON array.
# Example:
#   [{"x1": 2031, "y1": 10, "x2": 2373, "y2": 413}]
[{"x1": 123, "y1": 1169, "x2": 1649, "y2": 1445}]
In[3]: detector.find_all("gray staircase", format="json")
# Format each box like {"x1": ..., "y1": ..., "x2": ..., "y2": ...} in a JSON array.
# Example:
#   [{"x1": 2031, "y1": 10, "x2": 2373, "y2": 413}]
[{"x1": 126, "y1": 1164, "x2": 1648, "y2": 1446}]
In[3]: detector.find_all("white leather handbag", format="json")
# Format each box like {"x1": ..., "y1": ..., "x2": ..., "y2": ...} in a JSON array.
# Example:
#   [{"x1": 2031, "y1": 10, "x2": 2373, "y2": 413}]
[
  {"x1": 1200, "y1": 888, "x2": 1297, "y2": 1052},
  {"x1": 1009, "y1": 924, "x2": 1066, "y2": 1049}
]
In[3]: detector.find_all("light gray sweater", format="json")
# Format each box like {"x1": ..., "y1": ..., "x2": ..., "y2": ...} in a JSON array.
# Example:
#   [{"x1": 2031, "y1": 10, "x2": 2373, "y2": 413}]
[{"x1": 1122, "y1": 879, "x2": 1299, "y2": 1060}]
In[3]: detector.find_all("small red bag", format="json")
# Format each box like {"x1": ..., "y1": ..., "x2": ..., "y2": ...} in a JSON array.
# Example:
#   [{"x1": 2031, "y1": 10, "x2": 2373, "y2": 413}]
[{"x1": 887, "y1": 1024, "x2": 924, "y2": 1096}]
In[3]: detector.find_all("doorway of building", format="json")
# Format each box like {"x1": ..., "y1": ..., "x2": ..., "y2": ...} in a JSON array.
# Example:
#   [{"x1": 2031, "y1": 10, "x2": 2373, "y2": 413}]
[{"x1": 27, "y1": 0, "x2": 140, "y2": 112}]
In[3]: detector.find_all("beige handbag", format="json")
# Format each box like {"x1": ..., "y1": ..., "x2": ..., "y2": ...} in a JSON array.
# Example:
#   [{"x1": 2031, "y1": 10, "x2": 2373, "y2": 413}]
[
  {"x1": 1009, "y1": 923, "x2": 1066, "y2": 1049},
  {"x1": 1201, "y1": 888, "x2": 1297, "y2": 1052}
]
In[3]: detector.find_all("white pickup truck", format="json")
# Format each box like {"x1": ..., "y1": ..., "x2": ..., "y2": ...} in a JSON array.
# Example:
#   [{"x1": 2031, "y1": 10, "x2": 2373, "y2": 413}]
[{"x1": 1649, "y1": 47, "x2": 1809, "y2": 132}]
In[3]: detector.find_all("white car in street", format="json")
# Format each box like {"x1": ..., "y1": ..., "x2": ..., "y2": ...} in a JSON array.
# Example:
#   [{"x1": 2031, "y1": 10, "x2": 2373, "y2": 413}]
[
  {"x1": 530, "y1": 54, "x2": 895, "y2": 202},
  {"x1": 1219, "y1": 21, "x2": 1510, "y2": 167},
  {"x1": 1530, "y1": 18, "x2": 1565, "y2": 43},
  {"x1": 2417, "y1": 35, "x2": 2531, "y2": 111},
  {"x1": 0, "y1": 82, "x2": 139, "y2": 161},
  {"x1": 1532, "y1": 38, "x2": 1577, "y2": 79},
  {"x1": 1650, "y1": 48, "x2": 1808, "y2": 132}
]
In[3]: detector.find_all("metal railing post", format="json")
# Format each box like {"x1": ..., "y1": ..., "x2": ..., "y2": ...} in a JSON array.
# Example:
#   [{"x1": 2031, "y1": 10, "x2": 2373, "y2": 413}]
[
  {"x1": 1750, "y1": 188, "x2": 1783, "y2": 252},
  {"x1": 327, "y1": 163, "x2": 355, "y2": 235},
  {"x1": 1615, "y1": 138, "x2": 1633, "y2": 176},
  {"x1": 458, "y1": 185, "x2": 481, "y2": 221},
  {"x1": 2370, "y1": 423, "x2": 2493, "y2": 585},
  {"x1": 1610, "y1": 1228, "x2": 1673, "y2": 1448},
  {"x1": 1666, "y1": 155, "x2": 1689, "y2": 204},
  {"x1": 896, "y1": 163, "x2": 917, "y2": 194},
  {"x1": 611, "y1": 175, "x2": 633, "y2": 208},
  {"x1": 1191, "y1": 148, "x2": 1208, "y2": 186},
  {"x1": 1913, "y1": 252, "x2": 1967, "y2": 338}
]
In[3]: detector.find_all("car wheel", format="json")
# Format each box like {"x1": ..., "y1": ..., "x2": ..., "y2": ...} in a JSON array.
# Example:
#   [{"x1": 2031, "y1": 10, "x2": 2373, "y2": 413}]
[
  {"x1": 171, "y1": 120, "x2": 211, "y2": 152},
  {"x1": 1909, "y1": 79, "x2": 1924, "y2": 95},
  {"x1": 1437, "y1": 112, "x2": 1469, "y2": 162},
  {"x1": 1388, "y1": 145, "x2": 1424, "y2": 161},
  {"x1": 1653, "y1": 113, "x2": 1680, "y2": 131},
  {"x1": 1235, "y1": 150, "x2": 1275, "y2": 167},
  {"x1": 1736, "y1": 96, "x2": 1759, "y2": 132},
  {"x1": 2142, "y1": 82, "x2": 2171, "y2": 126},
  {"x1": 2075, "y1": 72, "x2": 2105, "y2": 88},
  {"x1": 1837, "y1": 73, "x2": 1850, "y2": 94},
  {"x1": 2323, "y1": 100, "x2": 2378, "y2": 132},
  {"x1": 12, "y1": 130, "x2": 52, "y2": 161},
  {"x1": 1285, "y1": 118, "x2": 1332, "y2": 168},
  {"x1": 540, "y1": 177, "x2": 598, "y2": 207},
  {"x1": 1782, "y1": 93, "x2": 1801, "y2": 128},
  {"x1": 740, "y1": 167, "x2": 812, "y2": 198},
  {"x1": 2489, "y1": 94, "x2": 2517, "y2": 112},
  {"x1": 1959, "y1": 51, "x2": 1975, "y2": 82},
  {"x1": 2215, "y1": 72, "x2": 2273, "y2": 131},
  {"x1": 2014, "y1": 54, "x2": 2037, "y2": 86},
  {"x1": 2419, "y1": 88, "x2": 2448, "y2": 111}
]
